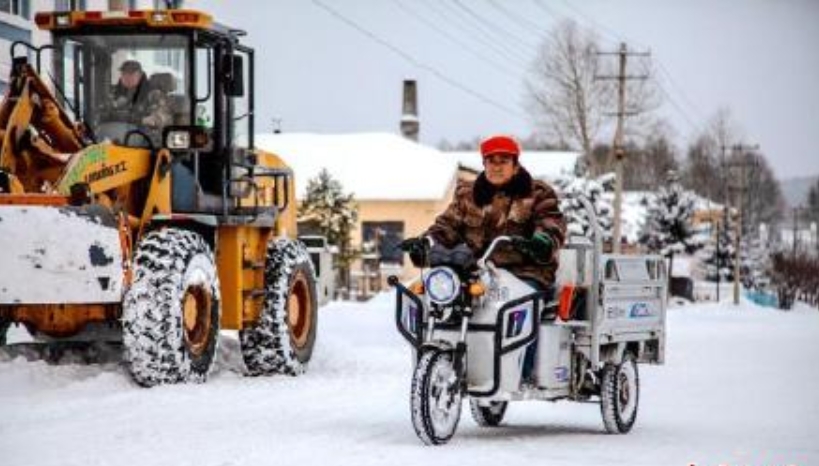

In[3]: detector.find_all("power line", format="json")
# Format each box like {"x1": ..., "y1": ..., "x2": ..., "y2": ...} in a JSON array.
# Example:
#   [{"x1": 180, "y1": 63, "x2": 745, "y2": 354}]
[
  {"x1": 654, "y1": 70, "x2": 706, "y2": 135},
  {"x1": 311, "y1": 0, "x2": 525, "y2": 119},
  {"x1": 388, "y1": 0, "x2": 524, "y2": 83},
  {"x1": 530, "y1": 0, "x2": 562, "y2": 20},
  {"x1": 655, "y1": 59, "x2": 707, "y2": 123},
  {"x1": 485, "y1": 0, "x2": 552, "y2": 38},
  {"x1": 419, "y1": 0, "x2": 533, "y2": 70},
  {"x1": 558, "y1": 0, "x2": 636, "y2": 47},
  {"x1": 435, "y1": 0, "x2": 535, "y2": 66},
  {"x1": 452, "y1": 0, "x2": 540, "y2": 53}
]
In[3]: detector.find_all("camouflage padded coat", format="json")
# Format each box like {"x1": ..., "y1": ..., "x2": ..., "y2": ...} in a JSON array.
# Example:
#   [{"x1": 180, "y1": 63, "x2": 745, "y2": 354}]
[{"x1": 425, "y1": 167, "x2": 566, "y2": 288}]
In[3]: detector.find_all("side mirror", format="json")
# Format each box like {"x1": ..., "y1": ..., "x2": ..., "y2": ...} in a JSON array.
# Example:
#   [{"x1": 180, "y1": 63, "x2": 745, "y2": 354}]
[{"x1": 223, "y1": 54, "x2": 244, "y2": 97}]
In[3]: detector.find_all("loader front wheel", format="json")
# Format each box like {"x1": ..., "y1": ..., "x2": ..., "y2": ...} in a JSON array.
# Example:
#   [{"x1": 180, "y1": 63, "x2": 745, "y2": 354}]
[
  {"x1": 123, "y1": 229, "x2": 221, "y2": 387},
  {"x1": 240, "y1": 238, "x2": 317, "y2": 376}
]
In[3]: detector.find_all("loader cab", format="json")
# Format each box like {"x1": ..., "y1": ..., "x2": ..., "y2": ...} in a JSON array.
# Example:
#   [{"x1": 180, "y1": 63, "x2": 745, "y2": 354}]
[{"x1": 41, "y1": 10, "x2": 254, "y2": 195}]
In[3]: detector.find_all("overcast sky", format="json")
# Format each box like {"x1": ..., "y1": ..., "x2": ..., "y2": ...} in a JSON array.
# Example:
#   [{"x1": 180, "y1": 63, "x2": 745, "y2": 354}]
[{"x1": 187, "y1": 0, "x2": 819, "y2": 180}]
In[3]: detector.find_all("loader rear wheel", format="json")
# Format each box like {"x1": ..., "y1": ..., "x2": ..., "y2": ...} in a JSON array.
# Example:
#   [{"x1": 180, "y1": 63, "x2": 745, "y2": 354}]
[
  {"x1": 600, "y1": 353, "x2": 639, "y2": 434},
  {"x1": 123, "y1": 229, "x2": 220, "y2": 387},
  {"x1": 469, "y1": 399, "x2": 508, "y2": 427},
  {"x1": 240, "y1": 238, "x2": 317, "y2": 376}
]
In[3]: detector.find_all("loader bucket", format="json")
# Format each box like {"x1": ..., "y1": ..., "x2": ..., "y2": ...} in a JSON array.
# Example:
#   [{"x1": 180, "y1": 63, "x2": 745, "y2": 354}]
[{"x1": 0, "y1": 205, "x2": 124, "y2": 304}]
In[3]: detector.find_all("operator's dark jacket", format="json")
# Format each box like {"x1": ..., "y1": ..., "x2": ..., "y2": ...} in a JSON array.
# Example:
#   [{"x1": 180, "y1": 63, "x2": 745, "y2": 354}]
[{"x1": 425, "y1": 167, "x2": 567, "y2": 288}]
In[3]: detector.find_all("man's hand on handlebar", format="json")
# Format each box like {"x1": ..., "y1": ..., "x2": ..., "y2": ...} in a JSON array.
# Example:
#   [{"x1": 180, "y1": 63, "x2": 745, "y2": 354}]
[
  {"x1": 511, "y1": 233, "x2": 554, "y2": 263},
  {"x1": 399, "y1": 236, "x2": 433, "y2": 267}
]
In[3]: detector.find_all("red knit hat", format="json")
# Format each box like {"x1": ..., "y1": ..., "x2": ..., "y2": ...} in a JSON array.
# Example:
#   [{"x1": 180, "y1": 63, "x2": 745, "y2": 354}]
[{"x1": 480, "y1": 135, "x2": 520, "y2": 158}]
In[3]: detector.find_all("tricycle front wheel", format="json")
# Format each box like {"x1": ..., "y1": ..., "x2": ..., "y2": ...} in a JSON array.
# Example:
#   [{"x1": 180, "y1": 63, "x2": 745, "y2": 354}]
[{"x1": 410, "y1": 349, "x2": 463, "y2": 445}]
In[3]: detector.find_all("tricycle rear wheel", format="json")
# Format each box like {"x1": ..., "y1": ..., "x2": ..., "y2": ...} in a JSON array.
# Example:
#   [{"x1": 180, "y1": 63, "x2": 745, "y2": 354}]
[
  {"x1": 469, "y1": 399, "x2": 508, "y2": 427},
  {"x1": 600, "y1": 352, "x2": 639, "y2": 434}
]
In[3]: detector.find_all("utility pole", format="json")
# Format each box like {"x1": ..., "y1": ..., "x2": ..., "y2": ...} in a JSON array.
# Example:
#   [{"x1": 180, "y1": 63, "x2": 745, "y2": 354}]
[
  {"x1": 715, "y1": 210, "x2": 721, "y2": 302},
  {"x1": 791, "y1": 206, "x2": 801, "y2": 257},
  {"x1": 596, "y1": 43, "x2": 650, "y2": 253},
  {"x1": 727, "y1": 143, "x2": 759, "y2": 305}
]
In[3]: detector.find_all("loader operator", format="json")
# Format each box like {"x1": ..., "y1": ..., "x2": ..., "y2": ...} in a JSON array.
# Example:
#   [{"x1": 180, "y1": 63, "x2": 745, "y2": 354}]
[
  {"x1": 400, "y1": 134, "x2": 567, "y2": 384},
  {"x1": 101, "y1": 59, "x2": 172, "y2": 141}
]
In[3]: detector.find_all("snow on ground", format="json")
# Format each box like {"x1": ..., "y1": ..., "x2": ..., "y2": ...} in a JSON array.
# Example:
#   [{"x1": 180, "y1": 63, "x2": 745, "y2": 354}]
[{"x1": 1, "y1": 297, "x2": 818, "y2": 466}]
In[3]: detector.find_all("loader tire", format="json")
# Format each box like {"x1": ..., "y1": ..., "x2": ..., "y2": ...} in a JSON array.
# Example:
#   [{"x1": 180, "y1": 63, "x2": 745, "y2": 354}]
[
  {"x1": 123, "y1": 229, "x2": 221, "y2": 387},
  {"x1": 600, "y1": 352, "x2": 639, "y2": 434},
  {"x1": 240, "y1": 237, "x2": 317, "y2": 376},
  {"x1": 469, "y1": 399, "x2": 507, "y2": 427}
]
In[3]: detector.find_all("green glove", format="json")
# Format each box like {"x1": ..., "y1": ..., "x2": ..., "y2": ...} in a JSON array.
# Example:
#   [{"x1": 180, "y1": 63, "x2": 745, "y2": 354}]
[{"x1": 511, "y1": 233, "x2": 554, "y2": 261}]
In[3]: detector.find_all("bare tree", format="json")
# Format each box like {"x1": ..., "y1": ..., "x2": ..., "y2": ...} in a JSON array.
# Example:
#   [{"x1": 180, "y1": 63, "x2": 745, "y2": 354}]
[
  {"x1": 587, "y1": 119, "x2": 678, "y2": 191},
  {"x1": 731, "y1": 150, "x2": 785, "y2": 233},
  {"x1": 682, "y1": 108, "x2": 743, "y2": 204},
  {"x1": 526, "y1": 20, "x2": 611, "y2": 171},
  {"x1": 629, "y1": 119, "x2": 679, "y2": 190},
  {"x1": 682, "y1": 134, "x2": 722, "y2": 202},
  {"x1": 526, "y1": 19, "x2": 659, "y2": 175}
]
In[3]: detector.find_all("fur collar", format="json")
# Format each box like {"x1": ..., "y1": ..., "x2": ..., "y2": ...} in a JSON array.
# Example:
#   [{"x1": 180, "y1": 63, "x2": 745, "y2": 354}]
[{"x1": 473, "y1": 167, "x2": 533, "y2": 207}]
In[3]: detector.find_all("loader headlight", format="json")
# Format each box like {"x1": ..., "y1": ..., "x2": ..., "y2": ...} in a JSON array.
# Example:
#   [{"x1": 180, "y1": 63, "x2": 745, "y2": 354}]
[
  {"x1": 166, "y1": 130, "x2": 190, "y2": 150},
  {"x1": 164, "y1": 126, "x2": 211, "y2": 151},
  {"x1": 422, "y1": 267, "x2": 460, "y2": 305},
  {"x1": 55, "y1": 13, "x2": 71, "y2": 27}
]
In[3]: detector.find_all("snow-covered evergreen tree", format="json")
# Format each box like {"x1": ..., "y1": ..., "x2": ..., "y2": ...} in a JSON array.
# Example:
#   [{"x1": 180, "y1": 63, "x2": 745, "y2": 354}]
[
  {"x1": 741, "y1": 235, "x2": 772, "y2": 291},
  {"x1": 553, "y1": 172, "x2": 614, "y2": 244},
  {"x1": 699, "y1": 210, "x2": 736, "y2": 282},
  {"x1": 298, "y1": 168, "x2": 359, "y2": 289},
  {"x1": 640, "y1": 171, "x2": 703, "y2": 273}
]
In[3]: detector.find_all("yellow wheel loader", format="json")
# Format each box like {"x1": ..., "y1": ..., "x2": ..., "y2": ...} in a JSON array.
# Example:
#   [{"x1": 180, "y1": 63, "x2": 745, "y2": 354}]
[{"x1": 0, "y1": 10, "x2": 319, "y2": 386}]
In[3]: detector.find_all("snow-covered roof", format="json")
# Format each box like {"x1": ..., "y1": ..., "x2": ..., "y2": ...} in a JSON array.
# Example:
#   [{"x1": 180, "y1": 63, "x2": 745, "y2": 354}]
[
  {"x1": 256, "y1": 132, "x2": 456, "y2": 200},
  {"x1": 255, "y1": 132, "x2": 582, "y2": 201},
  {"x1": 449, "y1": 150, "x2": 580, "y2": 180}
]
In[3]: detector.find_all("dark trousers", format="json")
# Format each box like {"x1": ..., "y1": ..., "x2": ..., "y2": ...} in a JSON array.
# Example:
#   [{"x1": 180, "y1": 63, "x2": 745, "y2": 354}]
[{"x1": 521, "y1": 278, "x2": 543, "y2": 382}]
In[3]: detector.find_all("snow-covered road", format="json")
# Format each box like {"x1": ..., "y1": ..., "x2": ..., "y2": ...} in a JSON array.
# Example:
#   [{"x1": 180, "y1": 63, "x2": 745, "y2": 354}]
[{"x1": 1, "y1": 297, "x2": 817, "y2": 466}]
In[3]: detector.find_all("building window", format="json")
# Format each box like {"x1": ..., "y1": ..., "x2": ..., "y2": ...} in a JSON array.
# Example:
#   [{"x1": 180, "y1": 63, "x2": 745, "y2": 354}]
[
  {"x1": 362, "y1": 221, "x2": 404, "y2": 264},
  {"x1": 54, "y1": 0, "x2": 85, "y2": 12},
  {"x1": 0, "y1": 0, "x2": 30, "y2": 18},
  {"x1": 155, "y1": 0, "x2": 183, "y2": 9}
]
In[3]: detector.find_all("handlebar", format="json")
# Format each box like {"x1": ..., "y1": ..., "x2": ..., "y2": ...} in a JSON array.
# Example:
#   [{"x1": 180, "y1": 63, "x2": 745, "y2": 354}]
[{"x1": 477, "y1": 235, "x2": 513, "y2": 269}]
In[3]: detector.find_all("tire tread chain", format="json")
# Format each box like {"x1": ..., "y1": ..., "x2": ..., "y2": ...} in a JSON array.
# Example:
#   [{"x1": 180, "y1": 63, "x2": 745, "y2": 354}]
[
  {"x1": 240, "y1": 238, "x2": 315, "y2": 376},
  {"x1": 123, "y1": 229, "x2": 220, "y2": 387}
]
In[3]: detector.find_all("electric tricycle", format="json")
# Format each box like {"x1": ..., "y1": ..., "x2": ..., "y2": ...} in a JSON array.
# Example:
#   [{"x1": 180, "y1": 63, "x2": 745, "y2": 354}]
[{"x1": 389, "y1": 199, "x2": 668, "y2": 445}]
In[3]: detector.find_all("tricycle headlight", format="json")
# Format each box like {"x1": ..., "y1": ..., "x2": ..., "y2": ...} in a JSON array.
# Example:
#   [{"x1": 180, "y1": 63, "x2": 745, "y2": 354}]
[{"x1": 422, "y1": 267, "x2": 460, "y2": 305}]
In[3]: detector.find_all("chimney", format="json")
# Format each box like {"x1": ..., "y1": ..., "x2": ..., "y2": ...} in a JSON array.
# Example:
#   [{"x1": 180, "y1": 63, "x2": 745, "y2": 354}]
[
  {"x1": 108, "y1": 0, "x2": 128, "y2": 11},
  {"x1": 400, "y1": 80, "x2": 419, "y2": 142}
]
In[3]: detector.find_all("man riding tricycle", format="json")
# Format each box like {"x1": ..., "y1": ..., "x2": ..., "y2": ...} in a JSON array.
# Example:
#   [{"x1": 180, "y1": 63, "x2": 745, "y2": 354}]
[{"x1": 390, "y1": 136, "x2": 668, "y2": 445}]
